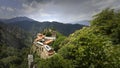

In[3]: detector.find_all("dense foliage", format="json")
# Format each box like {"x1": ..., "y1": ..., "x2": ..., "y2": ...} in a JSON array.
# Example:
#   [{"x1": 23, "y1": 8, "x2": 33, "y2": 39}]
[
  {"x1": 59, "y1": 26, "x2": 119, "y2": 68},
  {"x1": 0, "y1": 22, "x2": 32, "y2": 48},
  {"x1": 36, "y1": 54, "x2": 73, "y2": 68},
  {"x1": 1, "y1": 8, "x2": 120, "y2": 68},
  {"x1": 35, "y1": 8, "x2": 120, "y2": 68},
  {"x1": 51, "y1": 32, "x2": 66, "y2": 51},
  {"x1": 0, "y1": 22, "x2": 31, "y2": 68},
  {"x1": 91, "y1": 8, "x2": 120, "y2": 44}
]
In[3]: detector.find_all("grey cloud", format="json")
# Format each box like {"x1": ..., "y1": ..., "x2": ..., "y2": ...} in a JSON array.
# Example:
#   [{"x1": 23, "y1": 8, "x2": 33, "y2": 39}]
[
  {"x1": 53, "y1": 0, "x2": 88, "y2": 4},
  {"x1": 26, "y1": 0, "x2": 53, "y2": 4},
  {"x1": 16, "y1": 0, "x2": 120, "y2": 22},
  {"x1": 0, "y1": 0, "x2": 120, "y2": 23}
]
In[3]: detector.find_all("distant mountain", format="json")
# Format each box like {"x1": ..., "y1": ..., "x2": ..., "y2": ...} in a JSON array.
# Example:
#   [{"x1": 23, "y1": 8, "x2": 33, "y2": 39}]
[
  {"x1": 72, "y1": 20, "x2": 90, "y2": 26},
  {"x1": 0, "y1": 17, "x2": 35, "y2": 23},
  {"x1": 0, "y1": 17, "x2": 86, "y2": 36}
]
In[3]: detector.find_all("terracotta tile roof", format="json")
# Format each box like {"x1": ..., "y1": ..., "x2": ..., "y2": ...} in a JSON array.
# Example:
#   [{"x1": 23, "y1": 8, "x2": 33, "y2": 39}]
[{"x1": 44, "y1": 39, "x2": 53, "y2": 45}]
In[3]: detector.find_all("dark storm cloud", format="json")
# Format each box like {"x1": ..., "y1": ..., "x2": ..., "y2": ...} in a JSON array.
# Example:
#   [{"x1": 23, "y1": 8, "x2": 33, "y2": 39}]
[
  {"x1": 26, "y1": 0, "x2": 120, "y2": 22},
  {"x1": 53, "y1": 0, "x2": 87, "y2": 4},
  {"x1": 25, "y1": 0, "x2": 89, "y2": 5},
  {"x1": 0, "y1": 0, "x2": 120, "y2": 23},
  {"x1": 26, "y1": 0, "x2": 53, "y2": 4}
]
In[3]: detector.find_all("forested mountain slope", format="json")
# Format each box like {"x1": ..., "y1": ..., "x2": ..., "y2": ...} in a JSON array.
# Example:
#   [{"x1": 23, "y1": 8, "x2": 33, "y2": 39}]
[
  {"x1": 0, "y1": 17, "x2": 85, "y2": 36},
  {"x1": 0, "y1": 22, "x2": 31, "y2": 68},
  {"x1": 34, "y1": 8, "x2": 120, "y2": 68},
  {"x1": 0, "y1": 22, "x2": 32, "y2": 48}
]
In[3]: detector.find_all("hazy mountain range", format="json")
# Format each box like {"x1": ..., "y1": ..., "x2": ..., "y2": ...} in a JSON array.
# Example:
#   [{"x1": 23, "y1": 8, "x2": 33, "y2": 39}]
[
  {"x1": 72, "y1": 20, "x2": 90, "y2": 26},
  {"x1": 0, "y1": 17, "x2": 86, "y2": 36}
]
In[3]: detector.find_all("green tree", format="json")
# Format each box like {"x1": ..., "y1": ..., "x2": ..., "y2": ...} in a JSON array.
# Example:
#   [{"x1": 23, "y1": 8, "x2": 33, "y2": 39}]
[
  {"x1": 52, "y1": 32, "x2": 66, "y2": 51},
  {"x1": 37, "y1": 54, "x2": 73, "y2": 68},
  {"x1": 91, "y1": 8, "x2": 120, "y2": 44}
]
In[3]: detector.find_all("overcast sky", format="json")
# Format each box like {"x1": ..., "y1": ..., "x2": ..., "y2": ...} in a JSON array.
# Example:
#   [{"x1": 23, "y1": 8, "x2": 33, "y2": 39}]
[{"x1": 0, "y1": 0, "x2": 120, "y2": 23}]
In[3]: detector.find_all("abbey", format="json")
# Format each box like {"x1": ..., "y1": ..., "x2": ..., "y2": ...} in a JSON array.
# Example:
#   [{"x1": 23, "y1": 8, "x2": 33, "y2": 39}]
[{"x1": 32, "y1": 32, "x2": 56, "y2": 59}]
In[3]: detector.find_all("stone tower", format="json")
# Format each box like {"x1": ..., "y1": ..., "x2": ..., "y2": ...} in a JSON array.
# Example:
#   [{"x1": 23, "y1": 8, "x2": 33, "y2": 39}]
[{"x1": 28, "y1": 54, "x2": 33, "y2": 68}]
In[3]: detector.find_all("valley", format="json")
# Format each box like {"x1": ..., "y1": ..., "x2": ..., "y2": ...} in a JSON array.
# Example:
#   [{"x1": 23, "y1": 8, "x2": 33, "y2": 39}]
[{"x1": 0, "y1": 8, "x2": 120, "y2": 68}]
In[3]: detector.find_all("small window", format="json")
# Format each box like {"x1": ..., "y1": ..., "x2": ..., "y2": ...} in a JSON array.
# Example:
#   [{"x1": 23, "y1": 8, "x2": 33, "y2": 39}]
[{"x1": 41, "y1": 48, "x2": 43, "y2": 51}]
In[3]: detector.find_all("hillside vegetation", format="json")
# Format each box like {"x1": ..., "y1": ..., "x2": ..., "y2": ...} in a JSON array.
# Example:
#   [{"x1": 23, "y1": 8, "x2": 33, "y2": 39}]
[
  {"x1": 0, "y1": 22, "x2": 32, "y2": 68},
  {"x1": 35, "y1": 8, "x2": 120, "y2": 68},
  {"x1": 0, "y1": 8, "x2": 120, "y2": 68}
]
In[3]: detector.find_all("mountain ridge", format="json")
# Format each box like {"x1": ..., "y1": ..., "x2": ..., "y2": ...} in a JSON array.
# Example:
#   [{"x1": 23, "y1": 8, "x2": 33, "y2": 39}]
[
  {"x1": 0, "y1": 17, "x2": 36, "y2": 23},
  {"x1": 1, "y1": 17, "x2": 86, "y2": 36}
]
